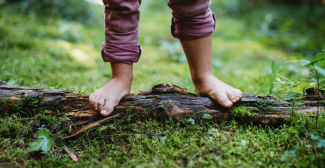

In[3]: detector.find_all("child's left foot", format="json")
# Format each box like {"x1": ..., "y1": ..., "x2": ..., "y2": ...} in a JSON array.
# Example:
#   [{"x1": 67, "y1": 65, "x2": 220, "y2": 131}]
[{"x1": 193, "y1": 74, "x2": 242, "y2": 108}]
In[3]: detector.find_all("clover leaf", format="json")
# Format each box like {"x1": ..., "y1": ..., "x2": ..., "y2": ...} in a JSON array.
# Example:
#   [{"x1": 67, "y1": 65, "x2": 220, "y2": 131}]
[{"x1": 29, "y1": 128, "x2": 53, "y2": 153}]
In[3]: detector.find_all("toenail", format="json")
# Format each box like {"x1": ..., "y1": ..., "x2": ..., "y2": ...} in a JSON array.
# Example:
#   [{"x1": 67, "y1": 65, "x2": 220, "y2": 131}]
[
  {"x1": 101, "y1": 110, "x2": 107, "y2": 114},
  {"x1": 226, "y1": 101, "x2": 232, "y2": 105}
]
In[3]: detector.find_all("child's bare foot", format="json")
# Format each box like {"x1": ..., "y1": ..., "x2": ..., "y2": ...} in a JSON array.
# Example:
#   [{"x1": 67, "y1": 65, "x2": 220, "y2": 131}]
[
  {"x1": 193, "y1": 74, "x2": 242, "y2": 108},
  {"x1": 179, "y1": 36, "x2": 242, "y2": 108},
  {"x1": 89, "y1": 63, "x2": 133, "y2": 116}
]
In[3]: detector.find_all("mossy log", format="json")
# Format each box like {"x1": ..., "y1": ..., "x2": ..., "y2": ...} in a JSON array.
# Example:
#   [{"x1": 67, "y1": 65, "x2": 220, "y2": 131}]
[{"x1": 0, "y1": 82, "x2": 324, "y2": 139}]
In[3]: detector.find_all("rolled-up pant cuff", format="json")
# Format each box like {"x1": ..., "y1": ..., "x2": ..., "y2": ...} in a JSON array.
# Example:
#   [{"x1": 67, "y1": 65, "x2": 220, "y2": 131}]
[
  {"x1": 102, "y1": 0, "x2": 141, "y2": 64},
  {"x1": 101, "y1": 42, "x2": 141, "y2": 64},
  {"x1": 171, "y1": 9, "x2": 216, "y2": 41}
]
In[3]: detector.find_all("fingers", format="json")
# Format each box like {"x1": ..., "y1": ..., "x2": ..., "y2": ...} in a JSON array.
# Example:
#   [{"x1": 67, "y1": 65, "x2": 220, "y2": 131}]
[{"x1": 210, "y1": 91, "x2": 233, "y2": 108}]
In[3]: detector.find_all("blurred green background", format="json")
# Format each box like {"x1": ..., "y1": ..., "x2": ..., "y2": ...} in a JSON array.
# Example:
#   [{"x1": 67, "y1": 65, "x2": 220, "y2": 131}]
[{"x1": 0, "y1": 0, "x2": 324, "y2": 95}]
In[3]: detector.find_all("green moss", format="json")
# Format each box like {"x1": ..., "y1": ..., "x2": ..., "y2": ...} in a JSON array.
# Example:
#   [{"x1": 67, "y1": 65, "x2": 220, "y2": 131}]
[
  {"x1": 230, "y1": 106, "x2": 251, "y2": 117},
  {"x1": 251, "y1": 99, "x2": 290, "y2": 113},
  {"x1": 0, "y1": 114, "x2": 24, "y2": 137},
  {"x1": 11, "y1": 95, "x2": 39, "y2": 117},
  {"x1": 229, "y1": 106, "x2": 263, "y2": 125},
  {"x1": 1, "y1": 0, "x2": 325, "y2": 167},
  {"x1": 0, "y1": 98, "x2": 8, "y2": 111}
]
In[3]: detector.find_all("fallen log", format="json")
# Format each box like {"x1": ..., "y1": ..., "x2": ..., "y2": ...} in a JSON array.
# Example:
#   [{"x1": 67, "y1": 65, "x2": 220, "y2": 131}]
[{"x1": 0, "y1": 82, "x2": 324, "y2": 139}]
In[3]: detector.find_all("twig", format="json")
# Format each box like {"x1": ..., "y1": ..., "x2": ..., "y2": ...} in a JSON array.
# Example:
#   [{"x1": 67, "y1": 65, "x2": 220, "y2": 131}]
[
  {"x1": 64, "y1": 114, "x2": 121, "y2": 139},
  {"x1": 190, "y1": 153, "x2": 199, "y2": 161},
  {"x1": 73, "y1": 120, "x2": 93, "y2": 127},
  {"x1": 152, "y1": 158, "x2": 158, "y2": 166},
  {"x1": 63, "y1": 146, "x2": 79, "y2": 163}
]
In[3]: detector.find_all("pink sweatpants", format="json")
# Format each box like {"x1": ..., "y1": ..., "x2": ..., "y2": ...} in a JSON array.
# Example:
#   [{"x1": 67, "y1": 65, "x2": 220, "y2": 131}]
[{"x1": 101, "y1": 0, "x2": 216, "y2": 64}]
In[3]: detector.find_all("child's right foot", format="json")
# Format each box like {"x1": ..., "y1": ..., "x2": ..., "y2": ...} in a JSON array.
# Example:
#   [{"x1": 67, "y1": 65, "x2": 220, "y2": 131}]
[{"x1": 89, "y1": 78, "x2": 132, "y2": 116}]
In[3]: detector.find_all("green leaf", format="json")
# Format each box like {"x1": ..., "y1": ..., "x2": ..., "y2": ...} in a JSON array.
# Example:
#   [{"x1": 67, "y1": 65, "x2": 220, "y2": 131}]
[
  {"x1": 258, "y1": 83, "x2": 271, "y2": 95},
  {"x1": 314, "y1": 66, "x2": 325, "y2": 77},
  {"x1": 286, "y1": 97, "x2": 293, "y2": 101},
  {"x1": 322, "y1": 49, "x2": 325, "y2": 52},
  {"x1": 202, "y1": 114, "x2": 212, "y2": 119},
  {"x1": 285, "y1": 60, "x2": 309, "y2": 64},
  {"x1": 274, "y1": 93, "x2": 281, "y2": 99},
  {"x1": 277, "y1": 68, "x2": 286, "y2": 74},
  {"x1": 321, "y1": 59, "x2": 325, "y2": 68},
  {"x1": 269, "y1": 83, "x2": 273, "y2": 95},
  {"x1": 187, "y1": 118, "x2": 195, "y2": 124},
  {"x1": 317, "y1": 139, "x2": 325, "y2": 149},
  {"x1": 319, "y1": 81, "x2": 325, "y2": 88},
  {"x1": 29, "y1": 128, "x2": 53, "y2": 153},
  {"x1": 269, "y1": 74, "x2": 274, "y2": 83},
  {"x1": 271, "y1": 60, "x2": 276, "y2": 74},
  {"x1": 310, "y1": 53, "x2": 325, "y2": 64},
  {"x1": 310, "y1": 65, "x2": 314, "y2": 70},
  {"x1": 276, "y1": 77, "x2": 283, "y2": 83}
]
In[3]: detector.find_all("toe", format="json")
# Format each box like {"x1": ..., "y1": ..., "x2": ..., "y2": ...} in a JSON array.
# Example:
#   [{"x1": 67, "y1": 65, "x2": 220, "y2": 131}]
[
  {"x1": 100, "y1": 98, "x2": 118, "y2": 117},
  {"x1": 97, "y1": 99, "x2": 105, "y2": 112},
  {"x1": 89, "y1": 93, "x2": 96, "y2": 100},
  {"x1": 89, "y1": 96, "x2": 97, "y2": 110},
  {"x1": 227, "y1": 90, "x2": 238, "y2": 103},
  {"x1": 235, "y1": 89, "x2": 243, "y2": 98},
  {"x1": 93, "y1": 100, "x2": 98, "y2": 110},
  {"x1": 210, "y1": 91, "x2": 233, "y2": 108}
]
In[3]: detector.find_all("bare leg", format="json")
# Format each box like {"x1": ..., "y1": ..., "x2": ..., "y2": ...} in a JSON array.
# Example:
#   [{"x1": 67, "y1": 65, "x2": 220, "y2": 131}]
[
  {"x1": 89, "y1": 63, "x2": 133, "y2": 116},
  {"x1": 180, "y1": 35, "x2": 242, "y2": 108}
]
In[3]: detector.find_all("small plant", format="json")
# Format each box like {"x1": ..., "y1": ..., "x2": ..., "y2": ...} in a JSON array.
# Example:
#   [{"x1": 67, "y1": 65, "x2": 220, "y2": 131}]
[
  {"x1": 305, "y1": 49, "x2": 325, "y2": 128},
  {"x1": 259, "y1": 49, "x2": 325, "y2": 98},
  {"x1": 305, "y1": 49, "x2": 325, "y2": 87},
  {"x1": 259, "y1": 49, "x2": 325, "y2": 128},
  {"x1": 258, "y1": 60, "x2": 305, "y2": 97},
  {"x1": 186, "y1": 118, "x2": 195, "y2": 125},
  {"x1": 202, "y1": 114, "x2": 212, "y2": 119},
  {"x1": 29, "y1": 128, "x2": 53, "y2": 153}
]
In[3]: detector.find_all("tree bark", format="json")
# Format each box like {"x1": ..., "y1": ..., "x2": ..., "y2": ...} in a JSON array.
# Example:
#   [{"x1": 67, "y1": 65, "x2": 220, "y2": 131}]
[{"x1": 0, "y1": 83, "x2": 323, "y2": 139}]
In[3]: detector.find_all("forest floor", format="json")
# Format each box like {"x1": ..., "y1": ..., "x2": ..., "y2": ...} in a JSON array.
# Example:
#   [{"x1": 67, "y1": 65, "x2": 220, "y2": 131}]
[{"x1": 1, "y1": 1, "x2": 325, "y2": 167}]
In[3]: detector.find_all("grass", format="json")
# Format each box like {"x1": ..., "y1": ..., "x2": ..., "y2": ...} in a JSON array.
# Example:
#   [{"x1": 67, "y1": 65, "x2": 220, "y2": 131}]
[
  {"x1": 1, "y1": 0, "x2": 325, "y2": 167},
  {"x1": 1, "y1": 112, "x2": 325, "y2": 167}
]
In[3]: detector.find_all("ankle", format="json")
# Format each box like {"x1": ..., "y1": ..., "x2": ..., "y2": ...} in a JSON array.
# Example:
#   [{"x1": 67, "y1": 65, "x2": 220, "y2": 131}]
[
  {"x1": 191, "y1": 71, "x2": 214, "y2": 86},
  {"x1": 111, "y1": 75, "x2": 133, "y2": 85},
  {"x1": 110, "y1": 62, "x2": 133, "y2": 84}
]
